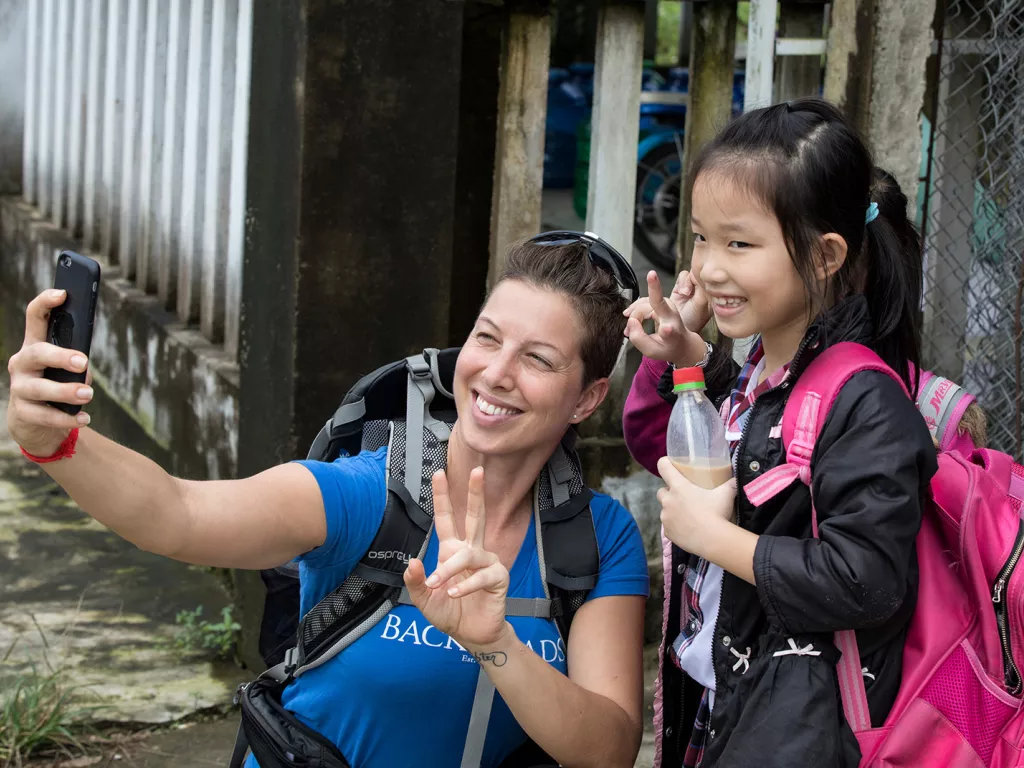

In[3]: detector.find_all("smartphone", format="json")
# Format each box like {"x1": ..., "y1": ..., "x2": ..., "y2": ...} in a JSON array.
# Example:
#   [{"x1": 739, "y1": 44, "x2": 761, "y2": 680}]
[{"x1": 44, "y1": 251, "x2": 101, "y2": 415}]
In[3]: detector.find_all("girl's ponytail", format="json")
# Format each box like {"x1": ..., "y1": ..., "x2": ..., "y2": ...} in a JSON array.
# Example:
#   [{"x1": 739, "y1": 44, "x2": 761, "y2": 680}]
[{"x1": 862, "y1": 168, "x2": 923, "y2": 397}]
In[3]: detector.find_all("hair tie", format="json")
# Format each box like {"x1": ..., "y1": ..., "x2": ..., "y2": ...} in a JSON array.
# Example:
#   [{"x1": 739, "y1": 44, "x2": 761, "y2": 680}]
[{"x1": 865, "y1": 202, "x2": 879, "y2": 225}]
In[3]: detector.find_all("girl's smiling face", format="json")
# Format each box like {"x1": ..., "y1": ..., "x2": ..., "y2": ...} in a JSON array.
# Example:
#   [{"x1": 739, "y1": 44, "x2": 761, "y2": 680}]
[{"x1": 690, "y1": 170, "x2": 812, "y2": 365}]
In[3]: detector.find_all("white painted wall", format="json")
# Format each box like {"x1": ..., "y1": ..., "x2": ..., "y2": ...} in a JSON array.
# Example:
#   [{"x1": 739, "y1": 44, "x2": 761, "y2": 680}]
[{"x1": 0, "y1": 0, "x2": 26, "y2": 194}]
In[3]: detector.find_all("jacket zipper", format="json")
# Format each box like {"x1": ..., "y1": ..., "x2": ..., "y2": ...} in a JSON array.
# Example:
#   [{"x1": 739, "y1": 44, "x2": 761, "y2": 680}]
[
  {"x1": 993, "y1": 520, "x2": 1024, "y2": 694},
  {"x1": 691, "y1": 330, "x2": 819, "y2": 755}
]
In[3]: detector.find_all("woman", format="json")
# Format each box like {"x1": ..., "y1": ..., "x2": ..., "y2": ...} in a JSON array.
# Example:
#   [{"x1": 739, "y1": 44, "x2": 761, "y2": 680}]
[{"x1": 6, "y1": 232, "x2": 650, "y2": 768}]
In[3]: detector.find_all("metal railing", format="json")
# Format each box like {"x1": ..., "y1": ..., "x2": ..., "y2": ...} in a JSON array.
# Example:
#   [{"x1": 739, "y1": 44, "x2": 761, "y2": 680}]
[{"x1": 22, "y1": 0, "x2": 253, "y2": 358}]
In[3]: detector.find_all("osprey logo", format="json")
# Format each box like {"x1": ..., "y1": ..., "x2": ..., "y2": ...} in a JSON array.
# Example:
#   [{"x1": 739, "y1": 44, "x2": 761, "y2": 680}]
[{"x1": 368, "y1": 550, "x2": 412, "y2": 564}]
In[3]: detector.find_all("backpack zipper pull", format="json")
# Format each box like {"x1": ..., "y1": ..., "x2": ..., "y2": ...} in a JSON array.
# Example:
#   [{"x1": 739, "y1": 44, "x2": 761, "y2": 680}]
[{"x1": 994, "y1": 578, "x2": 1006, "y2": 604}]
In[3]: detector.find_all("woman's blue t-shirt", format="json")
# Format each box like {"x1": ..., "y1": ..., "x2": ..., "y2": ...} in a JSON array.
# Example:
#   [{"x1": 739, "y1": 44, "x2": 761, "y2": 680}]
[{"x1": 246, "y1": 447, "x2": 649, "y2": 768}]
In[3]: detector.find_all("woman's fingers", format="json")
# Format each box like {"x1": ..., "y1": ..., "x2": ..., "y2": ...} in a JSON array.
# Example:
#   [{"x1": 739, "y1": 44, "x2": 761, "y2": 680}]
[
  {"x1": 425, "y1": 546, "x2": 497, "y2": 591},
  {"x1": 10, "y1": 376, "x2": 93, "y2": 407},
  {"x1": 464, "y1": 466, "x2": 486, "y2": 548},
  {"x1": 446, "y1": 562, "x2": 509, "y2": 598},
  {"x1": 23, "y1": 290, "x2": 67, "y2": 345},
  {"x1": 13, "y1": 342, "x2": 88, "y2": 377},
  {"x1": 10, "y1": 401, "x2": 87, "y2": 430},
  {"x1": 431, "y1": 470, "x2": 458, "y2": 542},
  {"x1": 402, "y1": 558, "x2": 430, "y2": 605}
]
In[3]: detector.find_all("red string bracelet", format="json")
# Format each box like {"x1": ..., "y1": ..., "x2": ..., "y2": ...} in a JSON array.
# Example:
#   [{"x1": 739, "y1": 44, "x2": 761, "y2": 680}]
[{"x1": 20, "y1": 428, "x2": 79, "y2": 464}]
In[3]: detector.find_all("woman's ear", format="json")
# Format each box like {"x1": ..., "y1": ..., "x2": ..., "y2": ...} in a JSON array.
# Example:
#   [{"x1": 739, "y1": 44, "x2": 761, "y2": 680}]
[
  {"x1": 570, "y1": 378, "x2": 610, "y2": 424},
  {"x1": 816, "y1": 233, "x2": 849, "y2": 281}
]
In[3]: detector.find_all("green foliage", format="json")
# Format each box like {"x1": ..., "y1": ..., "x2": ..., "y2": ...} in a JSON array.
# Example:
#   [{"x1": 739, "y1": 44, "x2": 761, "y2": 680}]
[
  {"x1": 170, "y1": 606, "x2": 240, "y2": 661},
  {"x1": 656, "y1": 1, "x2": 751, "y2": 67},
  {"x1": 656, "y1": 2, "x2": 683, "y2": 66}
]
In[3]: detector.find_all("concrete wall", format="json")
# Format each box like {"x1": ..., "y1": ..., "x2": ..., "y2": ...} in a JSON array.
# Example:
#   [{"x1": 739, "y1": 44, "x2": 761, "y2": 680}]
[
  {"x1": 0, "y1": 198, "x2": 238, "y2": 480},
  {"x1": 0, "y1": 0, "x2": 25, "y2": 194},
  {"x1": 825, "y1": 0, "x2": 937, "y2": 202},
  {"x1": 866, "y1": 0, "x2": 936, "y2": 201}
]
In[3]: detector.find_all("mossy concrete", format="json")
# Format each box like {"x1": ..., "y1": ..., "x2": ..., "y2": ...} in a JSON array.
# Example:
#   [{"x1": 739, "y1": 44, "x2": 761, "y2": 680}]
[{"x1": 0, "y1": 388, "x2": 248, "y2": 725}]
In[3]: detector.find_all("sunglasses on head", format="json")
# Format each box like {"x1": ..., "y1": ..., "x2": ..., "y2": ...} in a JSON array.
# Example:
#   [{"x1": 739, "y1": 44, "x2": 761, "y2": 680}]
[{"x1": 527, "y1": 230, "x2": 640, "y2": 304}]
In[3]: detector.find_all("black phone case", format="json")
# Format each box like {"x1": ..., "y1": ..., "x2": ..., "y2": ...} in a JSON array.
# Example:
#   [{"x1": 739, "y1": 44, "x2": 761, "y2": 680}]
[{"x1": 44, "y1": 251, "x2": 100, "y2": 415}]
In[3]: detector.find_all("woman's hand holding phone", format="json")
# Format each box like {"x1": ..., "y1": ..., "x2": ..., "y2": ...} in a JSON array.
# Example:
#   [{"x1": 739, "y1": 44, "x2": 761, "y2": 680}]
[{"x1": 8, "y1": 251, "x2": 99, "y2": 458}]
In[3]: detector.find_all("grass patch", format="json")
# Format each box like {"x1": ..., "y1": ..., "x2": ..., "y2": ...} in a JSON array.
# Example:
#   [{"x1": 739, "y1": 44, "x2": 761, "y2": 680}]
[{"x1": 0, "y1": 642, "x2": 99, "y2": 767}]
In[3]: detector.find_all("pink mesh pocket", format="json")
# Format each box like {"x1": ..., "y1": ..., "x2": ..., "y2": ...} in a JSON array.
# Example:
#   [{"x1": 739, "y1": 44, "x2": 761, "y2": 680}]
[{"x1": 920, "y1": 643, "x2": 1017, "y2": 764}]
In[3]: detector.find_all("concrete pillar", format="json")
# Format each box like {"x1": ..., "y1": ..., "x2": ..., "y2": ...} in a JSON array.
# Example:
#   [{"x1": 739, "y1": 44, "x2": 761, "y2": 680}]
[
  {"x1": 824, "y1": 0, "x2": 874, "y2": 137},
  {"x1": 824, "y1": 0, "x2": 937, "y2": 200},
  {"x1": 488, "y1": 6, "x2": 551, "y2": 284},
  {"x1": 676, "y1": 1, "x2": 737, "y2": 274},
  {"x1": 586, "y1": 0, "x2": 645, "y2": 257},
  {"x1": 745, "y1": 0, "x2": 778, "y2": 111},
  {"x1": 235, "y1": 0, "x2": 470, "y2": 671}
]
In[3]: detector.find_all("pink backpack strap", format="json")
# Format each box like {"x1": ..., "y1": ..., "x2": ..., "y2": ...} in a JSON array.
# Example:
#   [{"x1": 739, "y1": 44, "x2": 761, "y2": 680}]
[{"x1": 744, "y1": 342, "x2": 908, "y2": 736}]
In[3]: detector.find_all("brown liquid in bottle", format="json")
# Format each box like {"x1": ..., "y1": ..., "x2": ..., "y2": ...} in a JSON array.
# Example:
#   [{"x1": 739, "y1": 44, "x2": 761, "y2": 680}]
[{"x1": 670, "y1": 459, "x2": 733, "y2": 490}]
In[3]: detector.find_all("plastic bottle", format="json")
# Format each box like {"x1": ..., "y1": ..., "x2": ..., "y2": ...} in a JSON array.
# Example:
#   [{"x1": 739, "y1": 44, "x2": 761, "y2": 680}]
[{"x1": 666, "y1": 367, "x2": 733, "y2": 489}]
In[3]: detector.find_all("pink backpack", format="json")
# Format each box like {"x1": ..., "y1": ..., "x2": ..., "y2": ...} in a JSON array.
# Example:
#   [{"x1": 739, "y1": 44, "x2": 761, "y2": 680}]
[{"x1": 745, "y1": 342, "x2": 1024, "y2": 767}]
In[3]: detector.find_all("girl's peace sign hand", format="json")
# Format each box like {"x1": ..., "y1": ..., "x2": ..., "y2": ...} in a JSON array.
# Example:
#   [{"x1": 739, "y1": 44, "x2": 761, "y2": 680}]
[
  {"x1": 623, "y1": 270, "x2": 709, "y2": 364},
  {"x1": 403, "y1": 467, "x2": 512, "y2": 651}
]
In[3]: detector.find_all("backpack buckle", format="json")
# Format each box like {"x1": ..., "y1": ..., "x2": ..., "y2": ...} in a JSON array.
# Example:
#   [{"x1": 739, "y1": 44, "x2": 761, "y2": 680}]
[
  {"x1": 283, "y1": 647, "x2": 299, "y2": 676},
  {"x1": 406, "y1": 356, "x2": 431, "y2": 380}
]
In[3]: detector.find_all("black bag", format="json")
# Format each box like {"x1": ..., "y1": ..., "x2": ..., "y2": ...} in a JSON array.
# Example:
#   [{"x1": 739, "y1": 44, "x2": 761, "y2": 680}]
[{"x1": 234, "y1": 676, "x2": 348, "y2": 768}]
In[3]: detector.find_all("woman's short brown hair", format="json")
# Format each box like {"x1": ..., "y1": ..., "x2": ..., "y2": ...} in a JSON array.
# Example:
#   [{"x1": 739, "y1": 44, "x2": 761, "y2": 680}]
[{"x1": 493, "y1": 238, "x2": 630, "y2": 384}]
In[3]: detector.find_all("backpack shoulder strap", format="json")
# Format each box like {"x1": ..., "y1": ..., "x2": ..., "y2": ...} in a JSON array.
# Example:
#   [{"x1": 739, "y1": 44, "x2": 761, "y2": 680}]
[
  {"x1": 745, "y1": 341, "x2": 905, "y2": 514},
  {"x1": 743, "y1": 341, "x2": 902, "y2": 738},
  {"x1": 781, "y1": 342, "x2": 905, "y2": 453},
  {"x1": 537, "y1": 437, "x2": 600, "y2": 641},
  {"x1": 275, "y1": 353, "x2": 450, "y2": 681}
]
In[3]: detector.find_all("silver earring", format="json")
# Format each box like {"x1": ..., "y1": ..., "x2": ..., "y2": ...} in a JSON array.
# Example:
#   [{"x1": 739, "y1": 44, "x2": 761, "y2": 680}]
[{"x1": 572, "y1": 414, "x2": 578, "y2": 421}]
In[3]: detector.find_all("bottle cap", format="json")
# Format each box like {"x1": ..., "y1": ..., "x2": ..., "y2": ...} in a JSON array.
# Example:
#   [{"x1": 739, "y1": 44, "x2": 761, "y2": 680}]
[{"x1": 672, "y1": 366, "x2": 706, "y2": 393}]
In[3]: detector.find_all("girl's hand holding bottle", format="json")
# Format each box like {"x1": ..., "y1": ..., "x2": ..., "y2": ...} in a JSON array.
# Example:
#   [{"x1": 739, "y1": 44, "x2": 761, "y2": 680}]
[{"x1": 659, "y1": 365, "x2": 757, "y2": 584}]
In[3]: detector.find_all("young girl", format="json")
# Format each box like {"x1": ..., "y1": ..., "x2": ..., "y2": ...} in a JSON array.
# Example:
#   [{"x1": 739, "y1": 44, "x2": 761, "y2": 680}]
[{"x1": 623, "y1": 99, "x2": 940, "y2": 767}]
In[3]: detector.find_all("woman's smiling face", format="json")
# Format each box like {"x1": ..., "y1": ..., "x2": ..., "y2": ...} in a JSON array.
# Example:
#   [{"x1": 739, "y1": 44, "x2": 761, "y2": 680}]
[{"x1": 453, "y1": 280, "x2": 601, "y2": 460}]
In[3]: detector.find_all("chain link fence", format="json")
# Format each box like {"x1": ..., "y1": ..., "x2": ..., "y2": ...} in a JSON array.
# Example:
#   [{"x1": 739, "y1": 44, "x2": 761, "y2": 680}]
[{"x1": 920, "y1": 0, "x2": 1024, "y2": 460}]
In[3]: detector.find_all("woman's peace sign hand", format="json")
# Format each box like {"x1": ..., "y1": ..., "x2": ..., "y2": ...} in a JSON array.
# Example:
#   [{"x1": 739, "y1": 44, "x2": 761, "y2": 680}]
[{"x1": 403, "y1": 467, "x2": 512, "y2": 651}]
